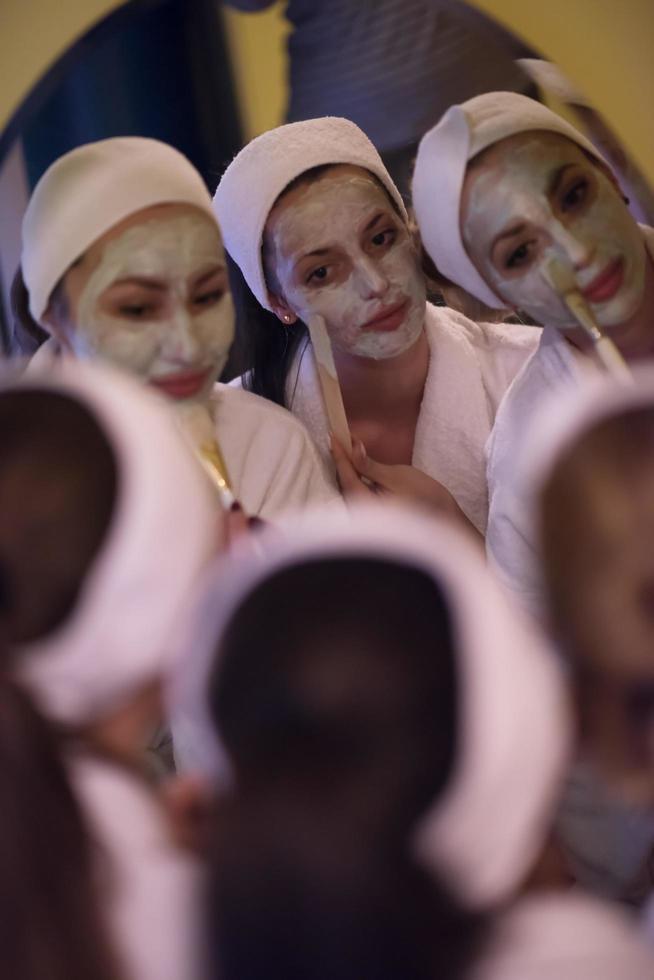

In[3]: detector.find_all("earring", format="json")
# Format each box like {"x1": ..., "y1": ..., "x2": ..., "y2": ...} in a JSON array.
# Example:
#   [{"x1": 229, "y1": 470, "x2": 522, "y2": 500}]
[{"x1": 282, "y1": 313, "x2": 292, "y2": 324}]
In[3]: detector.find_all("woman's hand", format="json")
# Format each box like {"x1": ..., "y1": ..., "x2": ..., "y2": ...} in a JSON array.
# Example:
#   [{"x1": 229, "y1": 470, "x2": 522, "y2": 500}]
[{"x1": 331, "y1": 434, "x2": 482, "y2": 541}]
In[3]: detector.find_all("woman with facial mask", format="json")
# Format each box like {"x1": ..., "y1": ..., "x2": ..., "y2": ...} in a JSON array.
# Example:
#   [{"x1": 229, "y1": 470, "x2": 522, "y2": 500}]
[
  {"x1": 170, "y1": 504, "x2": 654, "y2": 980},
  {"x1": 215, "y1": 117, "x2": 538, "y2": 535},
  {"x1": 18, "y1": 137, "x2": 338, "y2": 521},
  {"x1": 411, "y1": 92, "x2": 654, "y2": 611},
  {"x1": 0, "y1": 358, "x2": 218, "y2": 980},
  {"x1": 523, "y1": 372, "x2": 654, "y2": 909}
]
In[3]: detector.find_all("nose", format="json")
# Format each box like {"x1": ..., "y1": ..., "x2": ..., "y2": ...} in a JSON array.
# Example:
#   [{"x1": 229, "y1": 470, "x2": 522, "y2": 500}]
[
  {"x1": 353, "y1": 256, "x2": 390, "y2": 299},
  {"x1": 550, "y1": 221, "x2": 595, "y2": 271},
  {"x1": 165, "y1": 309, "x2": 201, "y2": 363}
]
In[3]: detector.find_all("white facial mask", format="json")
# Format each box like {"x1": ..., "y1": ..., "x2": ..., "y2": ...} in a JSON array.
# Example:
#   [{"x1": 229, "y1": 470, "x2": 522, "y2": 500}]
[
  {"x1": 462, "y1": 137, "x2": 647, "y2": 330},
  {"x1": 74, "y1": 213, "x2": 234, "y2": 400},
  {"x1": 267, "y1": 172, "x2": 425, "y2": 360}
]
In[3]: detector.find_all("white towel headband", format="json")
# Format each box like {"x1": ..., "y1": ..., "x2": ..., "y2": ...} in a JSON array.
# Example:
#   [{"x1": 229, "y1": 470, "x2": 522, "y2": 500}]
[
  {"x1": 5, "y1": 358, "x2": 218, "y2": 725},
  {"x1": 213, "y1": 117, "x2": 408, "y2": 311},
  {"x1": 523, "y1": 365, "x2": 654, "y2": 523},
  {"x1": 412, "y1": 91, "x2": 604, "y2": 309},
  {"x1": 22, "y1": 137, "x2": 216, "y2": 324},
  {"x1": 170, "y1": 502, "x2": 570, "y2": 910}
]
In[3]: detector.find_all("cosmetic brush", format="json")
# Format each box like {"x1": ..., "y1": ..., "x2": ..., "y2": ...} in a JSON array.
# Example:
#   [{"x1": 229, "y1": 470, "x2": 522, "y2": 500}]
[
  {"x1": 175, "y1": 401, "x2": 236, "y2": 509},
  {"x1": 307, "y1": 314, "x2": 352, "y2": 454},
  {"x1": 542, "y1": 256, "x2": 632, "y2": 381}
]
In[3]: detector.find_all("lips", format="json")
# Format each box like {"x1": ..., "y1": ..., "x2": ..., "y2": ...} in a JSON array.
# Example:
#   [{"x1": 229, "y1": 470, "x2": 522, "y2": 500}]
[
  {"x1": 582, "y1": 257, "x2": 625, "y2": 305},
  {"x1": 149, "y1": 366, "x2": 212, "y2": 400},
  {"x1": 362, "y1": 299, "x2": 409, "y2": 333}
]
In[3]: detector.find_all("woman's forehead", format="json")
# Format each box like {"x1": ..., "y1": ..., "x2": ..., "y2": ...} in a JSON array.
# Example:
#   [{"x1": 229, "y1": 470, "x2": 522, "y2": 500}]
[
  {"x1": 83, "y1": 203, "x2": 219, "y2": 268},
  {"x1": 467, "y1": 130, "x2": 587, "y2": 179},
  {"x1": 270, "y1": 166, "x2": 387, "y2": 226}
]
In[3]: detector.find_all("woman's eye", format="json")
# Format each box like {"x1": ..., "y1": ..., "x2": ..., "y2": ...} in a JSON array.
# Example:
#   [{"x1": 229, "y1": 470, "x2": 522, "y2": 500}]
[
  {"x1": 370, "y1": 229, "x2": 396, "y2": 248},
  {"x1": 505, "y1": 241, "x2": 534, "y2": 270},
  {"x1": 307, "y1": 266, "x2": 329, "y2": 284},
  {"x1": 118, "y1": 304, "x2": 153, "y2": 318},
  {"x1": 193, "y1": 289, "x2": 224, "y2": 307},
  {"x1": 561, "y1": 178, "x2": 589, "y2": 212}
]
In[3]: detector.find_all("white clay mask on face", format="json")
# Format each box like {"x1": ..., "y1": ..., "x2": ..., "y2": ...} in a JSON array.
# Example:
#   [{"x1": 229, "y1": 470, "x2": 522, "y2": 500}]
[
  {"x1": 462, "y1": 135, "x2": 647, "y2": 330},
  {"x1": 267, "y1": 170, "x2": 426, "y2": 360},
  {"x1": 74, "y1": 212, "x2": 234, "y2": 401}
]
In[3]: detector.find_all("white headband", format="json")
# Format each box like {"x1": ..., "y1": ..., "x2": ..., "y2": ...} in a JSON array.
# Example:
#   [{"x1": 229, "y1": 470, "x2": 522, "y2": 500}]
[
  {"x1": 22, "y1": 137, "x2": 216, "y2": 324},
  {"x1": 523, "y1": 365, "x2": 654, "y2": 528},
  {"x1": 169, "y1": 502, "x2": 570, "y2": 910},
  {"x1": 412, "y1": 91, "x2": 605, "y2": 309},
  {"x1": 213, "y1": 116, "x2": 408, "y2": 311},
  {"x1": 5, "y1": 358, "x2": 218, "y2": 724}
]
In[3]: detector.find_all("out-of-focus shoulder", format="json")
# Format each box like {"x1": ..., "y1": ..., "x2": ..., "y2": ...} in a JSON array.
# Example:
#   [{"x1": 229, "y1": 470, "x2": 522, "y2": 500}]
[{"x1": 214, "y1": 380, "x2": 314, "y2": 435}]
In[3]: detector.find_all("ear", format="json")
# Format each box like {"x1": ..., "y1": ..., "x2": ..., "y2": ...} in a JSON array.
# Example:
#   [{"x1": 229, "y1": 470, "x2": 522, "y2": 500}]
[{"x1": 267, "y1": 290, "x2": 298, "y2": 325}]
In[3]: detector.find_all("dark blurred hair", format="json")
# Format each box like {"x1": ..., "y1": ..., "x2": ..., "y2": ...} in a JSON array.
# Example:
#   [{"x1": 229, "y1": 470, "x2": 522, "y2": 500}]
[
  {"x1": 206, "y1": 556, "x2": 488, "y2": 980},
  {"x1": 0, "y1": 389, "x2": 121, "y2": 980},
  {"x1": 228, "y1": 163, "x2": 407, "y2": 406}
]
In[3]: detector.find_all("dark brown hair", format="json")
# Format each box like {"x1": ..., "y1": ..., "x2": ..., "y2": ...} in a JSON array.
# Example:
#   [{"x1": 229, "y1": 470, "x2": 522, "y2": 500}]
[
  {"x1": 0, "y1": 389, "x2": 121, "y2": 980},
  {"x1": 206, "y1": 557, "x2": 488, "y2": 980}
]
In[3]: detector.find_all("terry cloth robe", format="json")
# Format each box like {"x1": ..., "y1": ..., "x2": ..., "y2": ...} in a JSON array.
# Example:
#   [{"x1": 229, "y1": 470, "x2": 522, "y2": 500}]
[
  {"x1": 28, "y1": 342, "x2": 339, "y2": 521},
  {"x1": 70, "y1": 755, "x2": 204, "y2": 980},
  {"x1": 208, "y1": 382, "x2": 339, "y2": 518},
  {"x1": 282, "y1": 302, "x2": 538, "y2": 534},
  {"x1": 486, "y1": 225, "x2": 654, "y2": 617},
  {"x1": 473, "y1": 892, "x2": 654, "y2": 980}
]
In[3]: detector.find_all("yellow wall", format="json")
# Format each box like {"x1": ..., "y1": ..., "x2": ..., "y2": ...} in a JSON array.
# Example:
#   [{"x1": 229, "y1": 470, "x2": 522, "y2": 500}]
[
  {"x1": 220, "y1": 2, "x2": 289, "y2": 141},
  {"x1": 469, "y1": 0, "x2": 654, "y2": 190},
  {"x1": 1, "y1": 0, "x2": 652, "y2": 188},
  {"x1": 0, "y1": 0, "x2": 124, "y2": 134}
]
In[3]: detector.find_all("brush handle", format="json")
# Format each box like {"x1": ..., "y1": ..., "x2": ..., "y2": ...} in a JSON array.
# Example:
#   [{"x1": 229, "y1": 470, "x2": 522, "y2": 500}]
[
  {"x1": 593, "y1": 336, "x2": 633, "y2": 382},
  {"x1": 564, "y1": 291, "x2": 632, "y2": 382},
  {"x1": 198, "y1": 441, "x2": 236, "y2": 510},
  {"x1": 307, "y1": 315, "x2": 352, "y2": 454}
]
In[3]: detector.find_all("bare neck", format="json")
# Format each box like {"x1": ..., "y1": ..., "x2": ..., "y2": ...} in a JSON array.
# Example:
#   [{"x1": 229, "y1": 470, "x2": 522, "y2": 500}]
[
  {"x1": 333, "y1": 328, "x2": 430, "y2": 424},
  {"x1": 564, "y1": 252, "x2": 654, "y2": 362}
]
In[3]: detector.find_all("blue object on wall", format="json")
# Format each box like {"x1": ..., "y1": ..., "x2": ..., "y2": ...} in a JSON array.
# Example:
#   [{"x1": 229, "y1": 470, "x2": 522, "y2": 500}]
[{"x1": 20, "y1": 0, "x2": 241, "y2": 193}]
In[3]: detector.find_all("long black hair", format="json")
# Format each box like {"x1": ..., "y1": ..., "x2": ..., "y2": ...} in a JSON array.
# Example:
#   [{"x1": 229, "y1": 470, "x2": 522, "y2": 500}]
[
  {"x1": 206, "y1": 556, "x2": 488, "y2": 980},
  {"x1": 224, "y1": 250, "x2": 309, "y2": 405}
]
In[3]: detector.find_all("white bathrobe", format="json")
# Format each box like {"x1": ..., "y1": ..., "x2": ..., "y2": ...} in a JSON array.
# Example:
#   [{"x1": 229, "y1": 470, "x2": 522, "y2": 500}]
[
  {"x1": 283, "y1": 303, "x2": 539, "y2": 533},
  {"x1": 71, "y1": 755, "x2": 204, "y2": 980},
  {"x1": 209, "y1": 382, "x2": 338, "y2": 518},
  {"x1": 474, "y1": 892, "x2": 654, "y2": 980},
  {"x1": 27, "y1": 342, "x2": 339, "y2": 520},
  {"x1": 486, "y1": 225, "x2": 654, "y2": 615}
]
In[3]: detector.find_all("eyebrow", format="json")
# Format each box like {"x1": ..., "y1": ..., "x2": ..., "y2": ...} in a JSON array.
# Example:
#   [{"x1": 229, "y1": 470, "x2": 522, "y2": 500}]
[
  {"x1": 493, "y1": 222, "x2": 526, "y2": 247},
  {"x1": 193, "y1": 265, "x2": 226, "y2": 286},
  {"x1": 108, "y1": 276, "x2": 167, "y2": 291},
  {"x1": 363, "y1": 211, "x2": 386, "y2": 233},
  {"x1": 295, "y1": 211, "x2": 391, "y2": 265}
]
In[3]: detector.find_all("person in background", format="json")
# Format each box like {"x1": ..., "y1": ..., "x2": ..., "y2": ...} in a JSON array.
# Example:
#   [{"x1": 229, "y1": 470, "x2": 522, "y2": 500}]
[
  {"x1": 411, "y1": 91, "x2": 654, "y2": 615},
  {"x1": 0, "y1": 358, "x2": 218, "y2": 980},
  {"x1": 216, "y1": 116, "x2": 538, "y2": 535},
  {"x1": 222, "y1": 0, "x2": 534, "y2": 199},
  {"x1": 524, "y1": 370, "x2": 654, "y2": 908},
  {"x1": 169, "y1": 503, "x2": 654, "y2": 979},
  {"x1": 15, "y1": 136, "x2": 338, "y2": 521}
]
